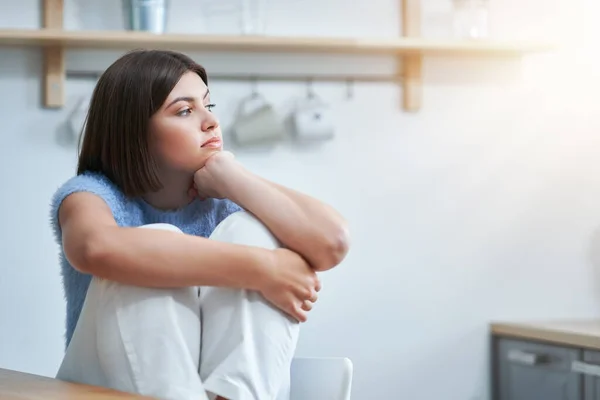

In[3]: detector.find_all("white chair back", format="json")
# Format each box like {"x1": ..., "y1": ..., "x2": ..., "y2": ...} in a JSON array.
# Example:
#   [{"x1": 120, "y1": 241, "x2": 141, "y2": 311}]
[{"x1": 290, "y1": 357, "x2": 353, "y2": 400}]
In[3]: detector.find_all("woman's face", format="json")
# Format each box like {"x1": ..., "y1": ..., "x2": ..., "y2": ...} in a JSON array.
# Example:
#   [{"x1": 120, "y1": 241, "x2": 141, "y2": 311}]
[{"x1": 148, "y1": 71, "x2": 222, "y2": 174}]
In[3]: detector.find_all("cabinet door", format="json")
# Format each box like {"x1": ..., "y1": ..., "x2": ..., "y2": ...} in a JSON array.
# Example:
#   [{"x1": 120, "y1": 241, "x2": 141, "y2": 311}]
[
  {"x1": 573, "y1": 350, "x2": 600, "y2": 399},
  {"x1": 496, "y1": 338, "x2": 581, "y2": 400}
]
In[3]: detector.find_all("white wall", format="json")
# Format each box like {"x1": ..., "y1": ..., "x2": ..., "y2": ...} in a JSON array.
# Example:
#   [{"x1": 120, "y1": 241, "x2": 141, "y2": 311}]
[{"x1": 1, "y1": 0, "x2": 599, "y2": 399}]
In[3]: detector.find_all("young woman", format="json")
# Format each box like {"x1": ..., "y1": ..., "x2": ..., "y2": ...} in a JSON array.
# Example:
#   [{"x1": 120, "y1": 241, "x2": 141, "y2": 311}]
[{"x1": 50, "y1": 49, "x2": 350, "y2": 400}]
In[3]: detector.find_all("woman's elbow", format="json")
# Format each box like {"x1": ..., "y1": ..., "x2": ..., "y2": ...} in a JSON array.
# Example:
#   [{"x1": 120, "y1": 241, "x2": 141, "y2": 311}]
[
  {"x1": 313, "y1": 224, "x2": 350, "y2": 271},
  {"x1": 65, "y1": 232, "x2": 112, "y2": 274}
]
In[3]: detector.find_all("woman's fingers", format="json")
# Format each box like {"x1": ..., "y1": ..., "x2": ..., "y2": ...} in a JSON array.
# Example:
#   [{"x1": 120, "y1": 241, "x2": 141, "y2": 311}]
[
  {"x1": 298, "y1": 289, "x2": 318, "y2": 313},
  {"x1": 293, "y1": 305, "x2": 308, "y2": 323},
  {"x1": 292, "y1": 286, "x2": 318, "y2": 316},
  {"x1": 301, "y1": 299, "x2": 313, "y2": 311},
  {"x1": 314, "y1": 277, "x2": 322, "y2": 292}
]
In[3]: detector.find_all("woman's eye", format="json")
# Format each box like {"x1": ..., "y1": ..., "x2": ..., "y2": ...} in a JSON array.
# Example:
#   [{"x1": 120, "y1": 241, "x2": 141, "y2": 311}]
[
  {"x1": 176, "y1": 108, "x2": 192, "y2": 116},
  {"x1": 206, "y1": 103, "x2": 216, "y2": 112}
]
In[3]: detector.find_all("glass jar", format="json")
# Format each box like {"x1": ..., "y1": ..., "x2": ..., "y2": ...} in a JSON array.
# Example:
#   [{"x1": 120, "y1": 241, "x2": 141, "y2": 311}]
[
  {"x1": 196, "y1": 0, "x2": 268, "y2": 35},
  {"x1": 122, "y1": 0, "x2": 169, "y2": 34},
  {"x1": 452, "y1": 0, "x2": 490, "y2": 39},
  {"x1": 240, "y1": 0, "x2": 269, "y2": 35}
]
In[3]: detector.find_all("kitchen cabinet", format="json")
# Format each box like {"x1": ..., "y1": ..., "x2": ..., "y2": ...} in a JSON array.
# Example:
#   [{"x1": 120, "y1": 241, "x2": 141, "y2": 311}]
[{"x1": 491, "y1": 320, "x2": 600, "y2": 400}]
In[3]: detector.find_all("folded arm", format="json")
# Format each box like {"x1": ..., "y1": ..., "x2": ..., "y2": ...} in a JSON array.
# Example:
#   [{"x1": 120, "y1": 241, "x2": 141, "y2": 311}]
[
  {"x1": 215, "y1": 161, "x2": 350, "y2": 272},
  {"x1": 59, "y1": 190, "x2": 324, "y2": 322}
]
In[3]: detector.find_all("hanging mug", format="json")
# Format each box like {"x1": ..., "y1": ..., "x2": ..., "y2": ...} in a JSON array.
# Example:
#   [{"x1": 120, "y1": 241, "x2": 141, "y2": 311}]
[
  {"x1": 230, "y1": 92, "x2": 286, "y2": 147},
  {"x1": 290, "y1": 91, "x2": 335, "y2": 143}
]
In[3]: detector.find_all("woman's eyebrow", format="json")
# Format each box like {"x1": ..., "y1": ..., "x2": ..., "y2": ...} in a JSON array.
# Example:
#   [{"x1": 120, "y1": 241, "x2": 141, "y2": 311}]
[
  {"x1": 165, "y1": 89, "x2": 209, "y2": 109},
  {"x1": 166, "y1": 96, "x2": 196, "y2": 109}
]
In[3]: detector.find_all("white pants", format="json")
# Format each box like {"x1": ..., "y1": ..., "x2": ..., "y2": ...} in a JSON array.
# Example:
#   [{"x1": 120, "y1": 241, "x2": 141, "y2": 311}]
[{"x1": 56, "y1": 211, "x2": 300, "y2": 400}]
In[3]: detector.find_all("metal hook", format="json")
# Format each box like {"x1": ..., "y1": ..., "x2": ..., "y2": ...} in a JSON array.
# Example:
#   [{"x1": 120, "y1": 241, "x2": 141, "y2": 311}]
[{"x1": 345, "y1": 79, "x2": 354, "y2": 100}]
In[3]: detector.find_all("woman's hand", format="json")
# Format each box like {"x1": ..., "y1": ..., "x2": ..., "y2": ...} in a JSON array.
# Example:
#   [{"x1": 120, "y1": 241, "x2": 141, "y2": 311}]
[
  {"x1": 191, "y1": 151, "x2": 245, "y2": 200},
  {"x1": 259, "y1": 248, "x2": 321, "y2": 322}
]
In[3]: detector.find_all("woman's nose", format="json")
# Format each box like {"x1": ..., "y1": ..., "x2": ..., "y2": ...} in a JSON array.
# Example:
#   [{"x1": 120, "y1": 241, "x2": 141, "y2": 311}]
[{"x1": 201, "y1": 110, "x2": 219, "y2": 132}]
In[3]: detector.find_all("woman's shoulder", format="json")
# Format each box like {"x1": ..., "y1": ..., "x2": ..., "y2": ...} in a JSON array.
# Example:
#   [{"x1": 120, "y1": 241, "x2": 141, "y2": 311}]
[
  {"x1": 49, "y1": 171, "x2": 128, "y2": 233},
  {"x1": 52, "y1": 171, "x2": 125, "y2": 206}
]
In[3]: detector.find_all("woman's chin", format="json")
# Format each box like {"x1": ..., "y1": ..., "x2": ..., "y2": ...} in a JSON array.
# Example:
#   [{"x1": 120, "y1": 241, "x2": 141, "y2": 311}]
[
  {"x1": 203, "y1": 148, "x2": 223, "y2": 160},
  {"x1": 193, "y1": 150, "x2": 221, "y2": 170}
]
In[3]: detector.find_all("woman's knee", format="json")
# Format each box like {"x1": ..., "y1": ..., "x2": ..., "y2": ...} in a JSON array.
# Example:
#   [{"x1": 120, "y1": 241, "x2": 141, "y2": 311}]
[{"x1": 209, "y1": 211, "x2": 280, "y2": 250}]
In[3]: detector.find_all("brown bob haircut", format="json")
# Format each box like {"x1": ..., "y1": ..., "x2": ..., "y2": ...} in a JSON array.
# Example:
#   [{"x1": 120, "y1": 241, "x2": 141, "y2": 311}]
[{"x1": 77, "y1": 49, "x2": 208, "y2": 198}]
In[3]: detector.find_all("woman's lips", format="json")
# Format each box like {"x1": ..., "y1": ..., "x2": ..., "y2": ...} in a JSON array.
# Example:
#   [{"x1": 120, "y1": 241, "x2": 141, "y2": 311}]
[{"x1": 201, "y1": 137, "x2": 222, "y2": 148}]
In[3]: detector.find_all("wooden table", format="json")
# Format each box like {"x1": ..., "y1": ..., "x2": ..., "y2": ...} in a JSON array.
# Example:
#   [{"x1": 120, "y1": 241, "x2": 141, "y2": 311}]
[{"x1": 0, "y1": 368, "x2": 152, "y2": 399}]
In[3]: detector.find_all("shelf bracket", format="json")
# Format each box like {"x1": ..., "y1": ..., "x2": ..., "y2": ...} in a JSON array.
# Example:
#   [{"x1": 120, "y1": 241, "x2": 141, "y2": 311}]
[
  {"x1": 401, "y1": 0, "x2": 422, "y2": 112},
  {"x1": 42, "y1": 0, "x2": 65, "y2": 108}
]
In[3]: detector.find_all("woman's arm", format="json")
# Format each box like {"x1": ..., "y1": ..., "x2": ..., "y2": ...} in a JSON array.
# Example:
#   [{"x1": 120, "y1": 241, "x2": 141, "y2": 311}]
[
  {"x1": 227, "y1": 175, "x2": 350, "y2": 272},
  {"x1": 59, "y1": 191, "x2": 320, "y2": 322},
  {"x1": 194, "y1": 153, "x2": 350, "y2": 272},
  {"x1": 60, "y1": 192, "x2": 269, "y2": 288}
]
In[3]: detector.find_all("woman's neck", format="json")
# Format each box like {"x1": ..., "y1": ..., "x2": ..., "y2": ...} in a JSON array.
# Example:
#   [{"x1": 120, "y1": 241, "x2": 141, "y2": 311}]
[{"x1": 142, "y1": 170, "x2": 194, "y2": 211}]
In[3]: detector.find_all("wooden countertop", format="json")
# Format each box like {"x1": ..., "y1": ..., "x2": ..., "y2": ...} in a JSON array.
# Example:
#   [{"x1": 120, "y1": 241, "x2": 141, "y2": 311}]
[
  {"x1": 491, "y1": 319, "x2": 600, "y2": 350},
  {"x1": 0, "y1": 368, "x2": 152, "y2": 399}
]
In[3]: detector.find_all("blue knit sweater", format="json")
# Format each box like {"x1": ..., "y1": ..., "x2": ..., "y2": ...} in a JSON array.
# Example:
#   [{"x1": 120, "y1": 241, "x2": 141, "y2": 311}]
[{"x1": 49, "y1": 171, "x2": 242, "y2": 348}]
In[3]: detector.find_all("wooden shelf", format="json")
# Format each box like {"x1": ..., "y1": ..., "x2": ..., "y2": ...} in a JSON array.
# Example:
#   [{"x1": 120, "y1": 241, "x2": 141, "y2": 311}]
[
  {"x1": 0, "y1": 0, "x2": 555, "y2": 111},
  {"x1": 0, "y1": 28, "x2": 553, "y2": 57}
]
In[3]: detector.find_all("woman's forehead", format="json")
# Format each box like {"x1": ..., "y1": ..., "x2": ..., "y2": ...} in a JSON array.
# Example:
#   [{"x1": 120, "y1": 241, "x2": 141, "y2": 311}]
[{"x1": 168, "y1": 72, "x2": 208, "y2": 98}]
